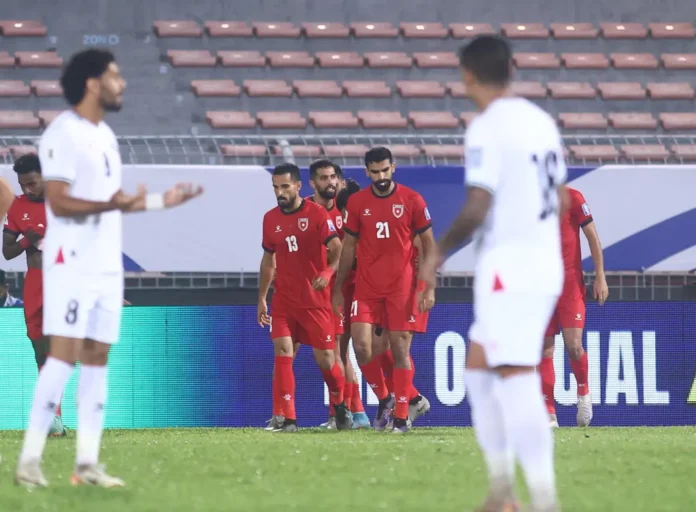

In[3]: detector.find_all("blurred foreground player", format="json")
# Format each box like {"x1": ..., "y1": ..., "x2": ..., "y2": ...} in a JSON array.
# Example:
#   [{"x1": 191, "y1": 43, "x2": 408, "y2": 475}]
[
  {"x1": 15, "y1": 48, "x2": 203, "y2": 488},
  {"x1": 419, "y1": 36, "x2": 566, "y2": 511},
  {"x1": 540, "y1": 187, "x2": 608, "y2": 428},
  {"x1": 3, "y1": 154, "x2": 66, "y2": 437},
  {"x1": 333, "y1": 147, "x2": 436, "y2": 434},
  {"x1": 257, "y1": 163, "x2": 352, "y2": 432}
]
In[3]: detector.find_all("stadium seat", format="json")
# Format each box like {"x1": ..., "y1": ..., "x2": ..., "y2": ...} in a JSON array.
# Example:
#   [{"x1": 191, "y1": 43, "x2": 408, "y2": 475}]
[
  {"x1": 661, "y1": 54, "x2": 696, "y2": 69},
  {"x1": 153, "y1": 21, "x2": 202, "y2": 37},
  {"x1": 316, "y1": 52, "x2": 364, "y2": 68},
  {"x1": 600, "y1": 23, "x2": 647, "y2": 39},
  {"x1": 323, "y1": 144, "x2": 370, "y2": 157},
  {"x1": 309, "y1": 112, "x2": 359, "y2": 128},
  {"x1": 365, "y1": 52, "x2": 413, "y2": 68},
  {"x1": 167, "y1": 50, "x2": 216, "y2": 67},
  {"x1": 358, "y1": 111, "x2": 408, "y2": 129},
  {"x1": 558, "y1": 113, "x2": 608, "y2": 129},
  {"x1": 267, "y1": 51, "x2": 315, "y2": 68},
  {"x1": 204, "y1": 22, "x2": 253, "y2": 37},
  {"x1": 446, "y1": 81, "x2": 467, "y2": 98},
  {"x1": 9, "y1": 145, "x2": 37, "y2": 157},
  {"x1": 0, "y1": 52, "x2": 14, "y2": 67},
  {"x1": 0, "y1": 20, "x2": 47, "y2": 37},
  {"x1": 38, "y1": 110, "x2": 61, "y2": 126},
  {"x1": 206, "y1": 111, "x2": 256, "y2": 129},
  {"x1": 550, "y1": 23, "x2": 598, "y2": 39},
  {"x1": 608, "y1": 113, "x2": 658, "y2": 129},
  {"x1": 400, "y1": 22, "x2": 448, "y2": 38},
  {"x1": 562, "y1": 53, "x2": 610, "y2": 69},
  {"x1": 622, "y1": 144, "x2": 669, "y2": 160},
  {"x1": 0, "y1": 147, "x2": 9, "y2": 159},
  {"x1": 252, "y1": 22, "x2": 301, "y2": 38},
  {"x1": 294, "y1": 80, "x2": 342, "y2": 98},
  {"x1": 422, "y1": 145, "x2": 463, "y2": 158},
  {"x1": 647, "y1": 82, "x2": 695, "y2": 99},
  {"x1": 449, "y1": 23, "x2": 496, "y2": 38},
  {"x1": 513, "y1": 53, "x2": 560, "y2": 69},
  {"x1": 648, "y1": 23, "x2": 695, "y2": 38},
  {"x1": 569, "y1": 145, "x2": 619, "y2": 160},
  {"x1": 597, "y1": 82, "x2": 646, "y2": 100},
  {"x1": 302, "y1": 22, "x2": 350, "y2": 38},
  {"x1": 413, "y1": 52, "x2": 458, "y2": 68},
  {"x1": 660, "y1": 113, "x2": 696, "y2": 130},
  {"x1": 610, "y1": 53, "x2": 659, "y2": 69},
  {"x1": 510, "y1": 81, "x2": 547, "y2": 98},
  {"x1": 386, "y1": 145, "x2": 422, "y2": 158},
  {"x1": 15, "y1": 52, "x2": 62, "y2": 68},
  {"x1": 396, "y1": 81, "x2": 446, "y2": 98},
  {"x1": 0, "y1": 111, "x2": 40, "y2": 129},
  {"x1": 220, "y1": 145, "x2": 267, "y2": 157},
  {"x1": 350, "y1": 22, "x2": 398, "y2": 38},
  {"x1": 0, "y1": 81, "x2": 30, "y2": 97},
  {"x1": 31, "y1": 80, "x2": 62, "y2": 97},
  {"x1": 501, "y1": 23, "x2": 549, "y2": 38},
  {"x1": 671, "y1": 145, "x2": 696, "y2": 161},
  {"x1": 257, "y1": 112, "x2": 307, "y2": 129},
  {"x1": 218, "y1": 51, "x2": 266, "y2": 67},
  {"x1": 548, "y1": 82, "x2": 595, "y2": 99},
  {"x1": 409, "y1": 112, "x2": 459, "y2": 129},
  {"x1": 343, "y1": 81, "x2": 391, "y2": 98},
  {"x1": 272, "y1": 145, "x2": 321, "y2": 157},
  {"x1": 460, "y1": 112, "x2": 478, "y2": 126},
  {"x1": 191, "y1": 80, "x2": 240, "y2": 97},
  {"x1": 243, "y1": 80, "x2": 292, "y2": 97}
]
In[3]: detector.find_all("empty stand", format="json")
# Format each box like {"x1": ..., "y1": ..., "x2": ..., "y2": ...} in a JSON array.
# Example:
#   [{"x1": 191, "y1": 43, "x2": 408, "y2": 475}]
[
  {"x1": 220, "y1": 145, "x2": 267, "y2": 157},
  {"x1": 0, "y1": 52, "x2": 14, "y2": 67},
  {"x1": 513, "y1": 53, "x2": 560, "y2": 69},
  {"x1": 422, "y1": 145, "x2": 463, "y2": 158},
  {"x1": 309, "y1": 112, "x2": 359, "y2": 128},
  {"x1": 600, "y1": 23, "x2": 647, "y2": 39},
  {"x1": 449, "y1": 23, "x2": 495, "y2": 38},
  {"x1": 446, "y1": 82, "x2": 467, "y2": 98},
  {"x1": 206, "y1": 111, "x2": 256, "y2": 129},
  {"x1": 294, "y1": 80, "x2": 342, "y2": 98},
  {"x1": 597, "y1": 83, "x2": 646, "y2": 100},
  {"x1": 0, "y1": 111, "x2": 40, "y2": 129},
  {"x1": 364, "y1": 52, "x2": 413, "y2": 68},
  {"x1": 323, "y1": 144, "x2": 370, "y2": 157},
  {"x1": 252, "y1": 22, "x2": 301, "y2": 38},
  {"x1": 559, "y1": 113, "x2": 608, "y2": 129},
  {"x1": 647, "y1": 83, "x2": 695, "y2": 99},
  {"x1": 413, "y1": 52, "x2": 458, "y2": 68},
  {"x1": 257, "y1": 112, "x2": 306, "y2": 129},
  {"x1": 267, "y1": 51, "x2": 315, "y2": 68},
  {"x1": 622, "y1": 144, "x2": 669, "y2": 160},
  {"x1": 31, "y1": 80, "x2": 62, "y2": 97},
  {"x1": 358, "y1": 111, "x2": 408, "y2": 129},
  {"x1": 15, "y1": 52, "x2": 62, "y2": 68},
  {"x1": 562, "y1": 53, "x2": 609, "y2": 69},
  {"x1": 0, "y1": 81, "x2": 31, "y2": 97},
  {"x1": 272, "y1": 145, "x2": 321, "y2": 157},
  {"x1": 0, "y1": 20, "x2": 47, "y2": 37},
  {"x1": 502, "y1": 23, "x2": 549, "y2": 38},
  {"x1": 510, "y1": 82, "x2": 547, "y2": 99},
  {"x1": 396, "y1": 81, "x2": 446, "y2": 98},
  {"x1": 409, "y1": 112, "x2": 458, "y2": 129},
  {"x1": 569, "y1": 145, "x2": 619, "y2": 160},
  {"x1": 550, "y1": 23, "x2": 598, "y2": 39},
  {"x1": 350, "y1": 22, "x2": 398, "y2": 38},
  {"x1": 168, "y1": 50, "x2": 216, "y2": 67},
  {"x1": 243, "y1": 80, "x2": 292, "y2": 97},
  {"x1": 672, "y1": 145, "x2": 696, "y2": 161},
  {"x1": 343, "y1": 81, "x2": 391, "y2": 98},
  {"x1": 660, "y1": 113, "x2": 696, "y2": 130},
  {"x1": 608, "y1": 113, "x2": 658, "y2": 129},
  {"x1": 204, "y1": 22, "x2": 252, "y2": 37},
  {"x1": 400, "y1": 23, "x2": 448, "y2": 38},
  {"x1": 302, "y1": 22, "x2": 350, "y2": 38},
  {"x1": 38, "y1": 110, "x2": 61, "y2": 126},
  {"x1": 648, "y1": 23, "x2": 695, "y2": 39},
  {"x1": 661, "y1": 54, "x2": 696, "y2": 69},
  {"x1": 218, "y1": 51, "x2": 266, "y2": 67},
  {"x1": 387, "y1": 145, "x2": 422, "y2": 158},
  {"x1": 316, "y1": 52, "x2": 364, "y2": 68},
  {"x1": 153, "y1": 21, "x2": 202, "y2": 37},
  {"x1": 548, "y1": 82, "x2": 595, "y2": 99},
  {"x1": 610, "y1": 53, "x2": 659, "y2": 69},
  {"x1": 191, "y1": 80, "x2": 240, "y2": 97},
  {"x1": 9, "y1": 146, "x2": 37, "y2": 158}
]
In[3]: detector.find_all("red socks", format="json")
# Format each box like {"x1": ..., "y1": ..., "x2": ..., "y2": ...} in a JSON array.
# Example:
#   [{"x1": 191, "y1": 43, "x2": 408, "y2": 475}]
[
  {"x1": 570, "y1": 351, "x2": 590, "y2": 397},
  {"x1": 408, "y1": 355, "x2": 420, "y2": 400},
  {"x1": 359, "y1": 358, "x2": 389, "y2": 401},
  {"x1": 393, "y1": 368, "x2": 412, "y2": 420},
  {"x1": 39, "y1": 364, "x2": 62, "y2": 417},
  {"x1": 379, "y1": 351, "x2": 395, "y2": 394},
  {"x1": 350, "y1": 383, "x2": 365, "y2": 413},
  {"x1": 321, "y1": 362, "x2": 345, "y2": 406},
  {"x1": 539, "y1": 356, "x2": 555, "y2": 414},
  {"x1": 274, "y1": 356, "x2": 296, "y2": 420}
]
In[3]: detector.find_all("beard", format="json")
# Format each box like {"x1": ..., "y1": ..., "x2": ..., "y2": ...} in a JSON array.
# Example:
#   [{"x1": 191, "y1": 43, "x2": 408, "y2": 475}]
[
  {"x1": 374, "y1": 179, "x2": 392, "y2": 193},
  {"x1": 277, "y1": 193, "x2": 297, "y2": 209},
  {"x1": 101, "y1": 95, "x2": 123, "y2": 112},
  {"x1": 318, "y1": 186, "x2": 336, "y2": 200}
]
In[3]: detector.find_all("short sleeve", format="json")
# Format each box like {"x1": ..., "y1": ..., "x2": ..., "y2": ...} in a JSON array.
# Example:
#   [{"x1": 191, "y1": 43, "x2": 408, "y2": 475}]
[
  {"x1": 317, "y1": 207, "x2": 339, "y2": 246},
  {"x1": 411, "y1": 192, "x2": 432, "y2": 234},
  {"x1": 343, "y1": 195, "x2": 360, "y2": 237},
  {"x1": 39, "y1": 129, "x2": 76, "y2": 184},
  {"x1": 261, "y1": 212, "x2": 275, "y2": 253},
  {"x1": 570, "y1": 189, "x2": 593, "y2": 227},
  {"x1": 3, "y1": 201, "x2": 20, "y2": 234},
  {"x1": 464, "y1": 119, "x2": 501, "y2": 194}
]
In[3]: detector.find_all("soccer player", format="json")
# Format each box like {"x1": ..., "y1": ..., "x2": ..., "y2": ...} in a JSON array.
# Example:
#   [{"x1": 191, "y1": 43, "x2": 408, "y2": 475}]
[
  {"x1": 332, "y1": 146, "x2": 436, "y2": 434},
  {"x1": 419, "y1": 36, "x2": 565, "y2": 511},
  {"x1": 540, "y1": 187, "x2": 608, "y2": 428},
  {"x1": 15, "y1": 48, "x2": 203, "y2": 488},
  {"x1": 257, "y1": 163, "x2": 352, "y2": 433},
  {"x1": 0, "y1": 269, "x2": 23, "y2": 307},
  {"x1": 3, "y1": 154, "x2": 67, "y2": 437}
]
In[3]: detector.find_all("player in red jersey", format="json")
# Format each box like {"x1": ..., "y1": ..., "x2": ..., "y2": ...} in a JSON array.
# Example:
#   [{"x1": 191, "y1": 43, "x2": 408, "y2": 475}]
[
  {"x1": 538, "y1": 186, "x2": 608, "y2": 428},
  {"x1": 258, "y1": 163, "x2": 352, "y2": 432},
  {"x1": 333, "y1": 147, "x2": 436, "y2": 433},
  {"x1": 2, "y1": 154, "x2": 66, "y2": 437}
]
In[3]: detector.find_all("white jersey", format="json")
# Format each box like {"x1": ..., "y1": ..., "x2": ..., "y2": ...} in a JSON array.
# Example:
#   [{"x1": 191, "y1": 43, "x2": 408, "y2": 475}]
[{"x1": 38, "y1": 110, "x2": 123, "y2": 275}]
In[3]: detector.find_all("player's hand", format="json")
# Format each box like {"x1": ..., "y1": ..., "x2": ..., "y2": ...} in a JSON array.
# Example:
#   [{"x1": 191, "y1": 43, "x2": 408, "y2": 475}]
[
  {"x1": 418, "y1": 247, "x2": 444, "y2": 291},
  {"x1": 110, "y1": 188, "x2": 145, "y2": 211},
  {"x1": 312, "y1": 275, "x2": 330, "y2": 291},
  {"x1": 257, "y1": 300, "x2": 271, "y2": 327},
  {"x1": 593, "y1": 275, "x2": 609, "y2": 305},
  {"x1": 164, "y1": 183, "x2": 204, "y2": 208},
  {"x1": 418, "y1": 286, "x2": 436, "y2": 313},
  {"x1": 24, "y1": 226, "x2": 44, "y2": 244},
  {"x1": 332, "y1": 289, "x2": 344, "y2": 317}
]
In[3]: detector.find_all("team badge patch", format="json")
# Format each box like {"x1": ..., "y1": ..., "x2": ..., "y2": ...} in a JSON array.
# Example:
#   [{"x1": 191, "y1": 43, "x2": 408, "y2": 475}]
[
  {"x1": 581, "y1": 203, "x2": 591, "y2": 216},
  {"x1": 467, "y1": 147, "x2": 482, "y2": 168},
  {"x1": 298, "y1": 218, "x2": 309, "y2": 231},
  {"x1": 424, "y1": 207, "x2": 431, "y2": 221},
  {"x1": 335, "y1": 215, "x2": 343, "y2": 229},
  {"x1": 327, "y1": 219, "x2": 336, "y2": 232},
  {"x1": 392, "y1": 204, "x2": 404, "y2": 219}
]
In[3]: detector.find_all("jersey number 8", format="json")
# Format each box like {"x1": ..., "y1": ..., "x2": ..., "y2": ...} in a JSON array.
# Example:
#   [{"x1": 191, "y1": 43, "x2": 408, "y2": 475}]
[{"x1": 532, "y1": 151, "x2": 559, "y2": 221}]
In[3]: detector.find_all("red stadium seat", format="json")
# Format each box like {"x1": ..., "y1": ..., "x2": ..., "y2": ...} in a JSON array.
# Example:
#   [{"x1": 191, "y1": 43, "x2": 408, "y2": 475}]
[
  {"x1": 409, "y1": 112, "x2": 459, "y2": 129},
  {"x1": 9, "y1": 146, "x2": 37, "y2": 157},
  {"x1": 271, "y1": 145, "x2": 321, "y2": 158},
  {"x1": 449, "y1": 23, "x2": 496, "y2": 38},
  {"x1": 386, "y1": 145, "x2": 422, "y2": 159},
  {"x1": 309, "y1": 112, "x2": 359, "y2": 129},
  {"x1": 569, "y1": 145, "x2": 619, "y2": 161},
  {"x1": 610, "y1": 53, "x2": 659, "y2": 69},
  {"x1": 621, "y1": 144, "x2": 669, "y2": 161},
  {"x1": 153, "y1": 21, "x2": 202, "y2": 37},
  {"x1": 168, "y1": 50, "x2": 217, "y2": 67},
  {"x1": 0, "y1": 20, "x2": 47, "y2": 37},
  {"x1": 661, "y1": 54, "x2": 696, "y2": 69},
  {"x1": 597, "y1": 82, "x2": 646, "y2": 100},
  {"x1": 243, "y1": 80, "x2": 292, "y2": 97},
  {"x1": 267, "y1": 51, "x2": 315, "y2": 68},
  {"x1": 501, "y1": 23, "x2": 549, "y2": 39},
  {"x1": 364, "y1": 52, "x2": 413, "y2": 68},
  {"x1": 252, "y1": 22, "x2": 301, "y2": 38},
  {"x1": 206, "y1": 111, "x2": 256, "y2": 129},
  {"x1": 0, "y1": 81, "x2": 30, "y2": 97},
  {"x1": 302, "y1": 22, "x2": 350, "y2": 38},
  {"x1": 562, "y1": 53, "x2": 610, "y2": 69},
  {"x1": 660, "y1": 113, "x2": 696, "y2": 130},
  {"x1": 350, "y1": 22, "x2": 398, "y2": 38},
  {"x1": 513, "y1": 53, "x2": 560, "y2": 69},
  {"x1": 550, "y1": 23, "x2": 598, "y2": 39},
  {"x1": 649, "y1": 23, "x2": 695, "y2": 39},
  {"x1": 294, "y1": 80, "x2": 342, "y2": 98},
  {"x1": 218, "y1": 51, "x2": 266, "y2": 67},
  {"x1": 343, "y1": 81, "x2": 391, "y2": 98},
  {"x1": 460, "y1": 112, "x2": 478, "y2": 126},
  {"x1": 358, "y1": 111, "x2": 408, "y2": 129},
  {"x1": 31, "y1": 80, "x2": 62, "y2": 97},
  {"x1": 400, "y1": 23, "x2": 448, "y2": 38},
  {"x1": 257, "y1": 112, "x2": 307, "y2": 129},
  {"x1": 191, "y1": 80, "x2": 240, "y2": 97},
  {"x1": 15, "y1": 52, "x2": 62, "y2": 68},
  {"x1": 323, "y1": 144, "x2": 370, "y2": 157},
  {"x1": 204, "y1": 22, "x2": 253, "y2": 37},
  {"x1": 413, "y1": 52, "x2": 458, "y2": 68},
  {"x1": 671, "y1": 145, "x2": 696, "y2": 161},
  {"x1": 422, "y1": 145, "x2": 463, "y2": 158},
  {"x1": 510, "y1": 81, "x2": 547, "y2": 98},
  {"x1": 558, "y1": 113, "x2": 608, "y2": 129},
  {"x1": 548, "y1": 82, "x2": 595, "y2": 99},
  {"x1": 38, "y1": 110, "x2": 62, "y2": 126},
  {"x1": 647, "y1": 82, "x2": 695, "y2": 99},
  {"x1": 396, "y1": 81, "x2": 446, "y2": 98},
  {"x1": 446, "y1": 82, "x2": 467, "y2": 98},
  {"x1": 0, "y1": 147, "x2": 9, "y2": 159},
  {"x1": 608, "y1": 113, "x2": 658, "y2": 130},
  {"x1": 220, "y1": 145, "x2": 267, "y2": 157},
  {"x1": 0, "y1": 52, "x2": 14, "y2": 67},
  {"x1": 0, "y1": 111, "x2": 39, "y2": 129},
  {"x1": 316, "y1": 52, "x2": 364, "y2": 68},
  {"x1": 600, "y1": 23, "x2": 647, "y2": 39}
]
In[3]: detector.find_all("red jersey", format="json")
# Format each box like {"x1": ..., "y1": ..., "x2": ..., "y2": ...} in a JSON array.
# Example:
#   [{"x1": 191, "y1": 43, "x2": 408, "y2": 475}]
[
  {"x1": 262, "y1": 200, "x2": 338, "y2": 309},
  {"x1": 344, "y1": 183, "x2": 431, "y2": 299},
  {"x1": 561, "y1": 187, "x2": 593, "y2": 286},
  {"x1": 4, "y1": 194, "x2": 46, "y2": 254},
  {"x1": 307, "y1": 195, "x2": 350, "y2": 292}
]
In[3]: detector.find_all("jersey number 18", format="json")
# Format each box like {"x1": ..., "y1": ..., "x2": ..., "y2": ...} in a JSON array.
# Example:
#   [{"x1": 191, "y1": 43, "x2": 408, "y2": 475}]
[{"x1": 532, "y1": 151, "x2": 559, "y2": 221}]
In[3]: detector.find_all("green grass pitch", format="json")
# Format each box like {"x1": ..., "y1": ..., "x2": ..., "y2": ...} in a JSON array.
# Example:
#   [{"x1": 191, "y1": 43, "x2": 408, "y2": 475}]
[{"x1": 0, "y1": 427, "x2": 694, "y2": 511}]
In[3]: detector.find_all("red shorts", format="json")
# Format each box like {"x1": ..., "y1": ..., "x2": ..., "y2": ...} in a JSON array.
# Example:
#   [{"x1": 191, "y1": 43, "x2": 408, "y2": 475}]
[
  {"x1": 23, "y1": 268, "x2": 43, "y2": 341},
  {"x1": 413, "y1": 310, "x2": 429, "y2": 334},
  {"x1": 270, "y1": 304, "x2": 336, "y2": 350},
  {"x1": 340, "y1": 276, "x2": 355, "y2": 334},
  {"x1": 545, "y1": 287, "x2": 586, "y2": 337},
  {"x1": 351, "y1": 293, "x2": 419, "y2": 332},
  {"x1": 334, "y1": 311, "x2": 344, "y2": 336}
]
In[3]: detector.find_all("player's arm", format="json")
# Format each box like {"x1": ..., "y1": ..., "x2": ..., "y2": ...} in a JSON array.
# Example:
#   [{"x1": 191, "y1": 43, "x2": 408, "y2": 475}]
[
  {"x1": 2, "y1": 231, "x2": 25, "y2": 261},
  {"x1": 582, "y1": 219, "x2": 608, "y2": 305},
  {"x1": 257, "y1": 216, "x2": 275, "y2": 326},
  {"x1": 312, "y1": 211, "x2": 341, "y2": 290},
  {"x1": 258, "y1": 251, "x2": 275, "y2": 303},
  {"x1": 123, "y1": 183, "x2": 204, "y2": 213},
  {"x1": 334, "y1": 198, "x2": 359, "y2": 292}
]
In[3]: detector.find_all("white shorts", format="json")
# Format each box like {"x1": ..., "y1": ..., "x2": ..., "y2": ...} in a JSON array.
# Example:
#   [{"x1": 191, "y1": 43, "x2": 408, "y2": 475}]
[{"x1": 43, "y1": 269, "x2": 123, "y2": 344}]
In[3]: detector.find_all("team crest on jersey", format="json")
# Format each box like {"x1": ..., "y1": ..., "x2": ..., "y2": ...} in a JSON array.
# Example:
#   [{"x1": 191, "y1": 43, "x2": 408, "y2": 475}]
[
  {"x1": 335, "y1": 215, "x2": 343, "y2": 229},
  {"x1": 581, "y1": 203, "x2": 591, "y2": 216},
  {"x1": 298, "y1": 218, "x2": 309, "y2": 231},
  {"x1": 392, "y1": 204, "x2": 404, "y2": 219}
]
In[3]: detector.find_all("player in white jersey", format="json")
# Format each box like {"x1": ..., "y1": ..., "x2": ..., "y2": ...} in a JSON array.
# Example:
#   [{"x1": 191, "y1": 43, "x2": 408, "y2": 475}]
[
  {"x1": 15, "y1": 49, "x2": 203, "y2": 489},
  {"x1": 419, "y1": 36, "x2": 566, "y2": 512}
]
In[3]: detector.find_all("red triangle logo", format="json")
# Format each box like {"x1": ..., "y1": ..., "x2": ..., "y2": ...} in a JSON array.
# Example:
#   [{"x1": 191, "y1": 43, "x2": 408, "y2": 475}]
[
  {"x1": 492, "y1": 274, "x2": 504, "y2": 292},
  {"x1": 55, "y1": 247, "x2": 65, "y2": 265}
]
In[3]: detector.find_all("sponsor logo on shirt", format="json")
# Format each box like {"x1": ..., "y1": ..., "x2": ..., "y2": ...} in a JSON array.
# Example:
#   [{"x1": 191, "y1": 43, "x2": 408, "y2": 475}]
[
  {"x1": 363, "y1": 209, "x2": 371, "y2": 216},
  {"x1": 327, "y1": 219, "x2": 336, "y2": 232},
  {"x1": 298, "y1": 218, "x2": 309, "y2": 232},
  {"x1": 581, "y1": 203, "x2": 591, "y2": 216},
  {"x1": 275, "y1": 225, "x2": 282, "y2": 232},
  {"x1": 392, "y1": 204, "x2": 404, "y2": 219}
]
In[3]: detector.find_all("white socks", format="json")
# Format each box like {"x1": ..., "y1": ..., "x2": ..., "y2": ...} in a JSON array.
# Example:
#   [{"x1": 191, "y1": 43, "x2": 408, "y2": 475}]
[
  {"x1": 19, "y1": 357, "x2": 74, "y2": 463},
  {"x1": 494, "y1": 372, "x2": 557, "y2": 510},
  {"x1": 76, "y1": 364, "x2": 108, "y2": 467}
]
